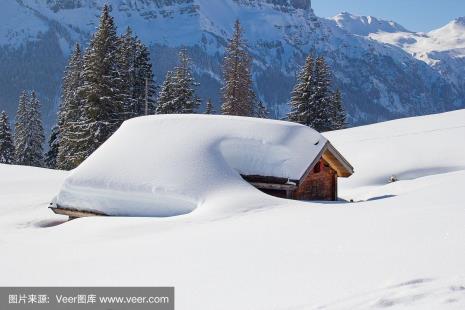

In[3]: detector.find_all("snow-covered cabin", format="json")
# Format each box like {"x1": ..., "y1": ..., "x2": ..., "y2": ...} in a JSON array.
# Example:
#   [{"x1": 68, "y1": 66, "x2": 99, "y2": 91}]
[{"x1": 50, "y1": 115, "x2": 353, "y2": 218}]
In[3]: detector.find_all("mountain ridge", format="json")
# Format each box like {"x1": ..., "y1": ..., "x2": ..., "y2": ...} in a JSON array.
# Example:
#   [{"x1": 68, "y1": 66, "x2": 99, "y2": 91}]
[{"x1": 0, "y1": 0, "x2": 463, "y2": 131}]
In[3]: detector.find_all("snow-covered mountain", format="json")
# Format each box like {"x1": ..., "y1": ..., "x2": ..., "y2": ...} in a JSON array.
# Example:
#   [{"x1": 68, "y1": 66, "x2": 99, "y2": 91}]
[
  {"x1": 332, "y1": 12, "x2": 410, "y2": 36},
  {"x1": 366, "y1": 16, "x2": 465, "y2": 94},
  {"x1": 0, "y1": 0, "x2": 464, "y2": 129}
]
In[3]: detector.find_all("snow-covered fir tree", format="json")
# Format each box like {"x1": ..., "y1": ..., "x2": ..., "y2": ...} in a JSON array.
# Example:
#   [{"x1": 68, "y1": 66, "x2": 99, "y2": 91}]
[
  {"x1": 116, "y1": 27, "x2": 137, "y2": 120},
  {"x1": 330, "y1": 89, "x2": 346, "y2": 130},
  {"x1": 288, "y1": 54, "x2": 316, "y2": 126},
  {"x1": 15, "y1": 91, "x2": 44, "y2": 167},
  {"x1": 172, "y1": 50, "x2": 200, "y2": 113},
  {"x1": 288, "y1": 55, "x2": 343, "y2": 132},
  {"x1": 57, "y1": 43, "x2": 84, "y2": 170},
  {"x1": 133, "y1": 35, "x2": 157, "y2": 116},
  {"x1": 0, "y1": 111, "x2": 14, "y2": 164},
  {"x1": 45, "y1": 125, "x2": 60, "y2": 168},
  {"x1": 117, "y1": 27, "x2": 156, "y2": 119},
  {"x1": 221, "y1": 20, "x2": 256, "y2": 117},
  {"x1": 14, "y1": 91, "x2": 29, "y2": 165},
  {"x1": 312, "y1": 56, "x2": 333, "y2": 132},
  {"x1": 156, "y1": 70, "x2": 177, "y2": 114},
  {"x1": 205, "y1": 98, "x2": 215, "y2": 114},
  {"x1": 76, "y1": 4, "x2": 124, "y2": 160},
  {"x1": 156, "y1": 50, "x2": 199, "y2": 114},
  {"x1": 28, "y1": 91, "x2": 45, "y2": 167}
]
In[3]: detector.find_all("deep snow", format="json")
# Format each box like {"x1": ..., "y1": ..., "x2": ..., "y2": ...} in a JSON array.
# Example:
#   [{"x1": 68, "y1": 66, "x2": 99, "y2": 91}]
[
  {"x1": 56, "y1": 115, "x2": 327, "y2": 217},
  {"x1": 1, "y1": 110, "x2": 464, "y2": 309}
]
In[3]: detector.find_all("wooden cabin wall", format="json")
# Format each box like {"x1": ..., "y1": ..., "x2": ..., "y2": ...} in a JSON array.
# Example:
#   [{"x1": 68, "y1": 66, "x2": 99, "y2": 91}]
[{"x1": 294, "y1": 159, "x2": 337, "y2": 201}]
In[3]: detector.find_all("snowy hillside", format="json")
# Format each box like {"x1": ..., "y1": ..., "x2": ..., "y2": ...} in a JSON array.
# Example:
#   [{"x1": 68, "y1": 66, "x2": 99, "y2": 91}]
[
  {"x1": 1, "y1": 109, "x2": 464, "y2": 309},
  {"x1": 0, "y1": 0, "x2": 463, "y2": 128}
]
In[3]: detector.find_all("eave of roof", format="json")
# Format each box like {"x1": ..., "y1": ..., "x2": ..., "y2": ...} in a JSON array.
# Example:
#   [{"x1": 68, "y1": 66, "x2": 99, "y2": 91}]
[
  {"x1": 297, "y1": 141, "x2": 354, "y2": 184},
  {"x1": 323, "y1": 142, "x2": 354, "y2": 177}
]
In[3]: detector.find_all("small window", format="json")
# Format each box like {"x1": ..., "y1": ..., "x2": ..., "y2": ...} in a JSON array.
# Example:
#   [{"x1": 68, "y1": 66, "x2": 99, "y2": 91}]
[{"x1": 313, "y1": 162, "x2": 321, "y2": 173}]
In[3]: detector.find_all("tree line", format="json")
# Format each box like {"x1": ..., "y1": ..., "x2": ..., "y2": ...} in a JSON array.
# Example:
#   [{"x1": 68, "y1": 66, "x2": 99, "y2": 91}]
[{"x1": 0, "y1": 4, "x2": 346, "y2": 169}]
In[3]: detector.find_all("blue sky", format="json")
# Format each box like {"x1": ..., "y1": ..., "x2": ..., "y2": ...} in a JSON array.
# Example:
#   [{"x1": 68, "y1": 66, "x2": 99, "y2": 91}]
[{"x1": 312, "y1": 0, "x2": 465, "y2": 32}]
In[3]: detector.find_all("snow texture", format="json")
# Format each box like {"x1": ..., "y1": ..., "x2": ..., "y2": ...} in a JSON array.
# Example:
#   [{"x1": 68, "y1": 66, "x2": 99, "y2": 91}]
[
  {"x1": 56, "y1": 115, "x2": 325, "y2": 216},
  {"x1": 0, "y1": 109, "x2": 464, "y2": 310}
]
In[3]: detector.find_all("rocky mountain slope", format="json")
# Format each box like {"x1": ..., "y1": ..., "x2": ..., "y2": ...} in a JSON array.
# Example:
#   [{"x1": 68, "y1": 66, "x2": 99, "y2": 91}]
[{"x1": 0, "y1": 0, "x2": 463, "y2": 130}]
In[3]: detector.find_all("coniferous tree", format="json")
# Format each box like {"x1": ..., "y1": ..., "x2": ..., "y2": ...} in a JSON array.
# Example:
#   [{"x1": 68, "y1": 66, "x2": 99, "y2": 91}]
[
  {"x1": 330, "y1": 89, "x2": 346, "y2": 130},
  {"x1": 0, "y1": 111, "x2": 14, "y2": 164},
  {"x1": 313, "y1": 56, "x2": 333, "y2": 132},
  {"x1": 15, "y1": 91, "x2": 44, "y2": 167},
  {"x1": 57, "y1": 43, "x2": 84, "y2": 170},
  {"x1": 155, "y1": 70, "x2": 177, "y2": 114},
  {"x1": 221, "y1": 20, "x2": 256, "y2": 116},
  {"x1": 76, "y1": 4, "x2": 123, "y2": 160},
  {"x1": 14, "y1": 91, "x2": 30, "y2": 165},
  {"x1": 156, "y1": 50, "x2": 199, "y2": 114},
  {"x1": 173, "y1": 50, "x2": 200, "y2": 113},
  {"x1": 288, "y1": 55, "x2": 316, "y2": 126},
  {"x1": 116, "y1": 27, "x2": 157, "y2": 118},
  {"x1": 45, "y1": 125, "x2": 60, "y2": 168},
  {"x1": 288, "y1": 55, "x2": 344, "y2": 132},
  {"x1": 133, "y1": 36, "x2": 157, "y2": 116},
  {"x1": 28, "y1": 91, "x2": 45, "y2": 167},
  {"x1": 117, "y1": 27, "x2": 137, "y2": 120},
  {"x1": 205, "y1": 98, "x2": 215, "y2": 114}
]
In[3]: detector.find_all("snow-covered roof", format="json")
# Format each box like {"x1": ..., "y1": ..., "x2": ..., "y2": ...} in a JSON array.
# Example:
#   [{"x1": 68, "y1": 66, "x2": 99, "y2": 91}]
[{"x1": 55, "y1": 115, "x2": 337, "y2": 216}]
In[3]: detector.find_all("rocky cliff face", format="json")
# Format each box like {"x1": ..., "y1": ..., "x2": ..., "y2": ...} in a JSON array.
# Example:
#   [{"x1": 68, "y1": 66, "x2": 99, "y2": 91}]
[{"x1": 0, "y1": 0, "x2": 463, "y2": 131}]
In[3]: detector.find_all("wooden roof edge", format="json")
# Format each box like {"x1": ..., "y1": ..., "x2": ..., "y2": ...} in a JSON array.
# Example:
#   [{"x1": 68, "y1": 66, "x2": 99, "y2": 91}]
[
  {"x1": 324, "y1": 141, "x2": 354, "y2": 177},
  {"x1": 297, "y1": 141, "x2": 329, "y2": 184},
  {"x1": 49, "y1": 205, "x2": 108, "y2": 218}
]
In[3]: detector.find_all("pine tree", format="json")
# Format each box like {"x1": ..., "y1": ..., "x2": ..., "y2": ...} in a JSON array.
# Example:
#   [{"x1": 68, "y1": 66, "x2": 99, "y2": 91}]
[
  {"x1": 0, "y1": 111, "x2": 14, "y2": 164},
  {"x1": 57, "y1": 43, "x2": 85, "y2": 170},
  {"x1": 173, "y1": 50, "x2": 200, "y2": 113},
  {"x1": 155, "y1": 70, "x2": 177, "y2": 114},
  {"x1": 14, "y1": 91, "x2": 30, "y2": 165},
  {"x1": 45, "y1": 125, "x2": 60, "y2": 169},
  {"x1": 330, "y1": 89, "x2": 346, "y2": 130},
  {"x1": 133, "y1": 36, "x2": 157, "y2": 116},
  {"x1": 117, "y1": 27, "x2": 137, "y2": 120},
  {"x1": 288, "y1": 55, "x2": 341, "y2": 132},
  {"x1": 288, "y1": 54, "x2": 316, "y2": 126},
  {"x1": 156, "y1": 50, "x2": 199, "y2": 114},
  {"x1": 313, "y1": 56, "x2": 333, "y2": 132},
  {"x1": 205, "y1": 98, "x2": 215, "y2": 114},
  {"x1": 221, "y1": 20, "x2": 256, "y2": 117},
  {"x1": 28, "y1": 91, "x2": 45, "y2": 167},
  {"x1": 116, "y1": 27, "x2": 157, "y2": 119},
  {"x1": 76, "y1": 4, "x2": 124, "y2": 160},
  {"x1": 15, "y1": 91, "x2": 44, "y2": 167}
]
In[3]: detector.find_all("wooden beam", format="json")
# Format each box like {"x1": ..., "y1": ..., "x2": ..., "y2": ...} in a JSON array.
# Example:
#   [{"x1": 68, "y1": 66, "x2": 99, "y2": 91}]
[
  {"x1": 49, "y1": 206, "x2": 108, "y2": 219},
  {"x1": 250, "y1": 182, "x2": 298, "y2": 191}
]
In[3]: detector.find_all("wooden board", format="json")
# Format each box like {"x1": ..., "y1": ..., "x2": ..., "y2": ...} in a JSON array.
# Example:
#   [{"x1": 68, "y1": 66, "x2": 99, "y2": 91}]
[{"x1": 49, "y1": 206, "x2": 108, "y2": 219}]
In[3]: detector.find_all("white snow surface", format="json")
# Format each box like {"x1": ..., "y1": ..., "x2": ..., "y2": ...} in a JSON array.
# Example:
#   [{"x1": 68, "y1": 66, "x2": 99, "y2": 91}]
[
  {"x1": 1, "y1": 110, "x2": 465, "y2": 309},
  {"x1": 56, "y1": 115, "x2": 325, "y2": 217}
]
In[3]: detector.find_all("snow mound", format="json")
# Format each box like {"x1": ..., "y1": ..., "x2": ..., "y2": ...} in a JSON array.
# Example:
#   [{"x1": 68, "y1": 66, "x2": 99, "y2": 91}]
[{"x1": 56, "y1": 115, "x2": 326, "y2": 217}]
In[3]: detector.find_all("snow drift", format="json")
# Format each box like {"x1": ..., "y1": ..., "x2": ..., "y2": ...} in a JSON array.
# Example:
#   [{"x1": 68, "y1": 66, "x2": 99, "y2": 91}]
[
  {"x1": 1, "y1": 110, "x2": 465, "y2": 309},
  {"x1": 55, "y1": 115, "x2": 326, "y2": 217}
]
